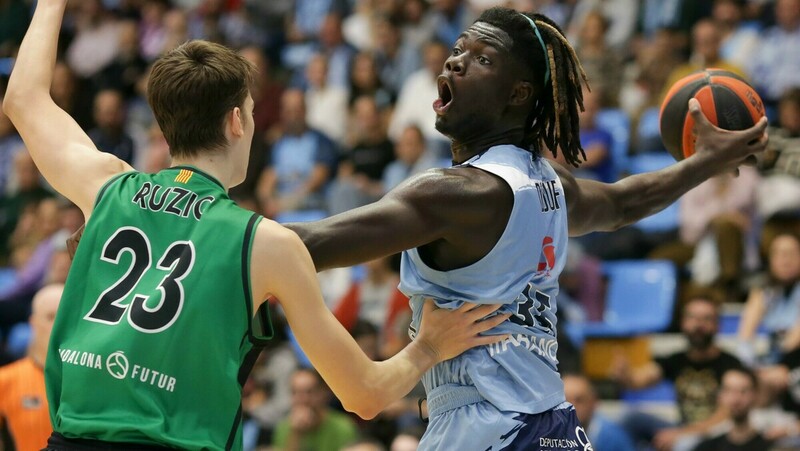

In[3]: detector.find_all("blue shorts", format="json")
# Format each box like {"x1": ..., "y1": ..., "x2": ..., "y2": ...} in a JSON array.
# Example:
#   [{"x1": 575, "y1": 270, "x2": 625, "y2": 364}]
[{"x1": 420, "y1": 398, "x2": 593, "y2": 451}]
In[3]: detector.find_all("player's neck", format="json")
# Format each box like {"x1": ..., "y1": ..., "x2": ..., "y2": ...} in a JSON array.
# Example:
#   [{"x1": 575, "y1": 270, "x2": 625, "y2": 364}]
[
  {"x1": 172, "y1": 153, "x2": 237, "y2": 191},
  {"x1": 449, "y1": 126, "x2": 526, "y2": 164},
  {"x1": 28, "y1": 342, "x2": 47, "y2": 369}
]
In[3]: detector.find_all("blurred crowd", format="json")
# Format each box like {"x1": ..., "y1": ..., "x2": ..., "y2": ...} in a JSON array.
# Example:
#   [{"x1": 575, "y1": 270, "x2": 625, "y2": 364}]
[{"x1": 2, "y1": 0, "x2": 800, "y2": 450}]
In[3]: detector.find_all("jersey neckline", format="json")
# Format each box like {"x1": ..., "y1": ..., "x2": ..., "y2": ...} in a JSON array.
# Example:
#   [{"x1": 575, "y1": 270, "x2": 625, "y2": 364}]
[{"x1": 169, "y1": 165, "x2": 225, "y2": 190}]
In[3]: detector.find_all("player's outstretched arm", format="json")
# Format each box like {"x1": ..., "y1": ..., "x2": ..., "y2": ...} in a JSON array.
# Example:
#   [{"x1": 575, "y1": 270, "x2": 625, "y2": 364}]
[
  {"x1": 2, "y1": 0, "x2": 132, "y2": 218},
  {"x1": 286, "y1": 168, "x2": 501, "y2": 271},
  {"x1": 251, "y1": 221, "x2": 508, "y2": 419},
  {"x1": 558, "y1": 99, "x2": 768, "y2": 236}
]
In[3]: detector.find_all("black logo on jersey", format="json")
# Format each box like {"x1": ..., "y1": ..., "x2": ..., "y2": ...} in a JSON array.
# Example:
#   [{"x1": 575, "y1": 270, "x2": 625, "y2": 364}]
[{"x1": 132, "y1": 182, "x2": 214, "y2": 220}]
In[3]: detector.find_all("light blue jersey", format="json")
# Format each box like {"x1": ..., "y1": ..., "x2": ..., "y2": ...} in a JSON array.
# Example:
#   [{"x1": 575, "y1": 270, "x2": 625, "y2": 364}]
[{"x1": 401, "y1": 144, "x2": 569, "y2": 415}]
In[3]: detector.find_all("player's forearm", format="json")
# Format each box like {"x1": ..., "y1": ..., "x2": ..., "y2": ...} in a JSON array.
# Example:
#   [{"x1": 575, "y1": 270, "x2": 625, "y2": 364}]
[
  {"x1": 610, "y1": 153, "x2": 718, "y2": 228},
  {"x1": 3, "y1": 0, "x2": 66, "y2": 112}
]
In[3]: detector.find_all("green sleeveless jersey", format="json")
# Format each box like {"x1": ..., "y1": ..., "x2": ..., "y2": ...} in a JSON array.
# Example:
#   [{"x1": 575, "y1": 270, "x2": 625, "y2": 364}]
[{"x1": 45, "y1": 166, "x2": 271, "y2": 450}]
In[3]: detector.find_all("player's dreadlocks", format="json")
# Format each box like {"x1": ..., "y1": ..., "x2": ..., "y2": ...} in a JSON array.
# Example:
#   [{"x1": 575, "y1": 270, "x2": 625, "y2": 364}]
[{"x1": 477, "y1": 8, "x2": 590, "y2": 167}]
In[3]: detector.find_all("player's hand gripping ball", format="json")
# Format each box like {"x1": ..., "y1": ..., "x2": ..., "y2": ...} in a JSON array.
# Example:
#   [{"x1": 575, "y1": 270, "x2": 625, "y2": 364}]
[{"x1": 659, "y1": 68, "x2": 765, "y2": 161}]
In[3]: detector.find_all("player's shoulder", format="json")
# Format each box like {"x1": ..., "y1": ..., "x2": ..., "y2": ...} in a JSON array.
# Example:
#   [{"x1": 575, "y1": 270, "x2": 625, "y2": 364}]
[
  {"x1": 252, "y1": 219, "x2": 305, "y2": 258},
  {"x1": 393, "y1": 165, "x2": 509, "y2": 203}
]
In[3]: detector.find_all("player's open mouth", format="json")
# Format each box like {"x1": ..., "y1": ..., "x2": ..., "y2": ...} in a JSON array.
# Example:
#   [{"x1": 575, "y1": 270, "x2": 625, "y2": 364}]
[{"x1": 433, "y1": 76, "x2": 454, "y2": 115}]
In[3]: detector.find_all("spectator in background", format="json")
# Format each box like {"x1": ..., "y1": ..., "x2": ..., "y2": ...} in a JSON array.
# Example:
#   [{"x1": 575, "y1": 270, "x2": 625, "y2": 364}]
[
  {"x1": 611, "y1": 296, "x2": 743, "y2": 451},
  {"x1": 0, "y1": 198, "x2": 67, "y2": 334},
  {"x1": 0, "y1": 0, "x2": 29, "y2": 56},
  {"x1": 548, "y1": 88, "x2": 614, "y2": 183},
  {"x1": 650, "y1": 167, "x2": 760, "y2": 299},
  {"x1": 562, "y1": 373, "x2": 635, "y2": 451},
  {"x1": 234, "y1": 46, "x2": 284, "y2": 198},
  {"x1": 66, "y1": 0, "x2": 121, "y2": 78},
  {"x1": 240, "y1": 46, "x2": 284, "y2": 140},
  {"x1": 138, "y1": 0, "x2": 172, "y2": 61},
  {"x1": 0, "y1": 151, "x2": 53, "y2": 264},
  {"x1": 566, "y1": 0, "x2": 638, "y2": 51},
  {"x1": 305, "y1": 53, "x2": 349, "y2": 146},
  {"x1": 387, "y1": 39, "x2": 448, "y2": 147},
  {"x1": 271, "y1": 368, "x2": 358, "y2": 451},
  {"x1": 693, "y1": 368, "x2": 773, "y2": 451},
  {"x1": 327, "y1": 96, "x2": 394, "y2": 214},
  {"x1": 430, "y1": 0, "x2": 475, "y2": 46},
  {"x1": 756, "y1": 88, "x2": 800, "y2": 249},
  {"x1": 317, "y1": 13, "x2": 358, "y2": 91},
  {"x1": 619, "y1": 26, "x2": 684, "y2": 120},
  {"x1": 342, "y1": 0, "x2": 378, "y2": 52},
  {"x1": 0, "y1": 284, "x2": 63, "y2": 451},
  {"x1": 50, "y1": 62, "x2": 80, "y2": 125},
  {"x1": 257, "y1": 89, "x2": 338, "y2": 218},
  {"x1": 749, "y1": 0, "x2": 800, "y2": 112},
  {"x1": 382, "y1": 125, "x2": 440, "y2": 192},
  {"x1": 88, "y1": 89, "x2": 135, "y2": 165},
  {"x1": 93, "y1": 20, "x2": 148, "y2": 100},
  {"x1": 374, "y1": 15, "x2": 422, "y2": 97},
  {"x1": 399, "y1": 0, "x2": 436, "y2": 53},
  {"x1": 0, "y1": 94, "x2": 23, "y2": 195},
  {"x1": 713, "y1": 0, "x2": 760, "y2": 71},
  {"x1": 349, "y1": 51, "x2": 394, "y2": 111},
  {"x1": 662, "y1": 18, "x2": 747, "y2": 102},
  {"x1": 333, "y1": 256, "x2": 407, "y2": 338},
  {"x1": 390, "y1": 428, "x2": 423, "y2": 451},
  {"x1": 759, "y1": 346, "x2": 800, "y2": 445},
  {"x1": 573, "y1": 11, "x2": 623, "y2": 108},
  {"x1": 738, "y1": 232, "x2": 800, "y2": 365}
]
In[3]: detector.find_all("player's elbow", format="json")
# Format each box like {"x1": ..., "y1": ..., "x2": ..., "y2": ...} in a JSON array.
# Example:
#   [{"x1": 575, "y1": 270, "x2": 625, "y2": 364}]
[
  {"x1": 340, "y1": 389, "x2": 383, "y2": 420},
  {"x1": 1, "y1": 93, "x2": 21, "y2": 118},
  {"x1": 343, "y1": 399, "x2": 381, "y2": 420}
]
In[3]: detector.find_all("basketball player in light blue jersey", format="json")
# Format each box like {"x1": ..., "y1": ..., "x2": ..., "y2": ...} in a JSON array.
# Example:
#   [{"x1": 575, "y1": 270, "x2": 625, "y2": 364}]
[
  {"x1": 60, "y1": 6, "x2": 769, "y2": 451},
  {"x1": 285, "y1": 7, "x2": 769, "y2": 450}
]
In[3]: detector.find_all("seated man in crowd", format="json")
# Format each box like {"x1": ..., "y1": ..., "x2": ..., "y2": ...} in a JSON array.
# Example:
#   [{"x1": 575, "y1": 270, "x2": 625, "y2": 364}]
[{"x1": 611, "y1": 295, "x2": 743, "y2": 450}]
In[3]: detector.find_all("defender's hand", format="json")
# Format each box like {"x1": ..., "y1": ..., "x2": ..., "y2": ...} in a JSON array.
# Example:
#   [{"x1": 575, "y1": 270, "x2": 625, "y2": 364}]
[
  {"x1": 415, "y1": 299, "x2": 510, "y2": 362},
  {"x1": 690, "y1": 98, "x2": 768, "y2": 174},
  {"x1": 67, "y1": 223, "x2": 85, "y2": 260}
]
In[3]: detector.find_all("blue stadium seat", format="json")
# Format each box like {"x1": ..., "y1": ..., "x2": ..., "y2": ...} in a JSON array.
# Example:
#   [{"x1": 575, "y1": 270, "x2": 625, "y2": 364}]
[
  {"x1": 636, "y1": 107, "x2": 666, "y2": 153},
  {"x1": 580, "y1": 260, "x2": 677, "y2": 337},
  {"x1": 627, "y1": 153, "x2": 680, "y2": 233},
  {"x1": 596, "y1": 109, "x2": 631, "y2": 180},
  {"x1": 274, "y1": 209, "x2": 328, "y2": 224},
  {"x1": 621, "y1": 380, "x2": 677, "y2": 403},
  {"x1": 6, "y1": 322, "x2": 31, "y2": 359}
]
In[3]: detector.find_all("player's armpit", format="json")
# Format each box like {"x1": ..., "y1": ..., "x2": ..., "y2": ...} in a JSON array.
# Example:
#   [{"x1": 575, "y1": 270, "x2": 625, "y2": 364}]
[{"x1": 66, "y1": 224, "x2": 85, "y2": 260}]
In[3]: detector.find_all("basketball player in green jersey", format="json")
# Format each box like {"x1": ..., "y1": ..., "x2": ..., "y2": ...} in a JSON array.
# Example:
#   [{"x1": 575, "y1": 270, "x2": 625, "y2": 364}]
[{"x1": 2, "y1": 1, "x2": 510, "y2": 449}]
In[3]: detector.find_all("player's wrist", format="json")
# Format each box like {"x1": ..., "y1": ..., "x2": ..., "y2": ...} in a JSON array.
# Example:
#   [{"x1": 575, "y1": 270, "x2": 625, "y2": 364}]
[{"x1": 406, "y1": 336, "x2": 441, "y2": 367}]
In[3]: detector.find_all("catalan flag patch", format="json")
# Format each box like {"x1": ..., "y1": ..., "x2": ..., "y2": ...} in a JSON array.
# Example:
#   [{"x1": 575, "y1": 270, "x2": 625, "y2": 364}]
[{"x1": 175, "y1": 169, "x2": 193, "y2": 184}]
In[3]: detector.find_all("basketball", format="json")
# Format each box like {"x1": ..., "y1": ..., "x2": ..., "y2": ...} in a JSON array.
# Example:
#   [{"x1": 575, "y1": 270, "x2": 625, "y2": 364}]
[{"x1": 659, "y1": 69, "x2": 765, "y2": 161}]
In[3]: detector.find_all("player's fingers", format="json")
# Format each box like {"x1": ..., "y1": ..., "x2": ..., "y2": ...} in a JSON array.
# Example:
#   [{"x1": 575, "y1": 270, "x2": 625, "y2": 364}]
[
  {"x1": 747, "y1": 130, "x2": 769, "y2": 150},
  {"x1": 688, "y1": 98, "x2": 718, "y2": 132},
  {"x1": 472, "y1": 313, "x2": 511, "y2": 333},
  {"x1": 472, "y1": 334, "x2": 510, "y2": 347},
  {"x1": 466, "y1": 303, "x2": 504, "y2": 320},
  {"x1": 743, "y1": 155, "x2": 759, "y2": 167},
  {"x1": 742, "y1": 116, "x2": 768, "y2": 141}
]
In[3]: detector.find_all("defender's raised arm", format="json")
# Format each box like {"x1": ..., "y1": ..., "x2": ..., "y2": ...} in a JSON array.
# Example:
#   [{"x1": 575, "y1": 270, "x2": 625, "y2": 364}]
[{"x1": 2, "y1": 0, "x2": 131, "y2": 219}]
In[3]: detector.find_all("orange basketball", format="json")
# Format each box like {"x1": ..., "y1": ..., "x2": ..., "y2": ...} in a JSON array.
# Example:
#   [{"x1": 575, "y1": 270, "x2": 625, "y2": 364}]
[{"x1": 659, "y1": 69, "x2": 765, "y2": 161}]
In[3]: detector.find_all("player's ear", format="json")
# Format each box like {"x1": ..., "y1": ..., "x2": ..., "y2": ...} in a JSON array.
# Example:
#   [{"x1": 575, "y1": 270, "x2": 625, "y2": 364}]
[
  {"x1": 509, "y1": 80, "x2": 534, "y2": 107},
  {"x1": 230, "y1": 107, "x2": 244, "y2": 137}
]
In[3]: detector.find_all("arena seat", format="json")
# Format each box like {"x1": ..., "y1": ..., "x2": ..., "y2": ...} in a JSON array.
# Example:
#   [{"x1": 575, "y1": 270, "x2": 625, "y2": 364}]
[
  {"x1": 627, "y1": 153, "x2": 680, "y2": 233},
  {"x1": 580, "y1": 260, "x2": 677, "y2": 337},
  {"x1": 620, "y1": 380, "x2": 677, "y2": 403},
  {"x1": 596, "y1": 108, "x2": 631, "y2": 180},
  {"x1": 635, "y1": 107, "x2": 666, "y2": 153}
]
